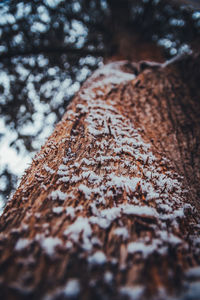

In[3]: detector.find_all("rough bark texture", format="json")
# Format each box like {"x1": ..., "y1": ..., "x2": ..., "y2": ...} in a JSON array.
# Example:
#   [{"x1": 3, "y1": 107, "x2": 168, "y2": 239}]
[{"x1": 0, "y1": 53, "x2": 200, "y2": 300}]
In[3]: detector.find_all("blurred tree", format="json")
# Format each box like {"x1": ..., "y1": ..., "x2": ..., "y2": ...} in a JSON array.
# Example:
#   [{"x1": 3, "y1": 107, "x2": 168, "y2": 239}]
[{"x1": 0, "y1": 0, "x2": 200, "y2": 207}]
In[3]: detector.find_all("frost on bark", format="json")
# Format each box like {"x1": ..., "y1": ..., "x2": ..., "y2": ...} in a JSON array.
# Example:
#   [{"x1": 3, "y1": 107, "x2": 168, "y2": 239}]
[{"x1": 0, "y1": 53, "x2": 200, "y2": 300}]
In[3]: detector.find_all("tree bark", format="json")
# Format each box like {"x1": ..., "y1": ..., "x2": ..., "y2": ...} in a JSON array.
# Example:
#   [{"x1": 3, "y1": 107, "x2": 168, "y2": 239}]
[{"x1": 0, "y1": 53, "x2": 200, "y2": 300}]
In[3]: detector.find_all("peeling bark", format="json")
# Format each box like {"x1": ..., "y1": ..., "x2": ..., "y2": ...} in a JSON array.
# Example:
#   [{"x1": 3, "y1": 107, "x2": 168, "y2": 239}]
[{"x1": 0, "y1": 53, "x2": 200, "y2": 300}]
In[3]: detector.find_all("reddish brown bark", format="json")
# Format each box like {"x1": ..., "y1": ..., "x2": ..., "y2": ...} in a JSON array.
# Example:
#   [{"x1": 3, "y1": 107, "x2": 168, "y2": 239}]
[{"x1": 0, "y1": 53, "x2": 200, "y2": 300}]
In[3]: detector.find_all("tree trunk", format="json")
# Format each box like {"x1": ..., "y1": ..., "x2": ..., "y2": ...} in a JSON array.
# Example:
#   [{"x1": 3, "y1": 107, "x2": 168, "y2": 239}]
[
  {"x1": 106, "y1": 0, "x2": 165, "y2": 63},
  {"x1": 0, "y1": 53, "x2": 200, "y2": 300}
]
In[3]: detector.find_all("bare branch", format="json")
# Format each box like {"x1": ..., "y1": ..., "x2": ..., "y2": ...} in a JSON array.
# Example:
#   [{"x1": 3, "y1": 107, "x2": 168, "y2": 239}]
[{"x1": 0, "y1": 46, "x2": 105, "y2": 61}]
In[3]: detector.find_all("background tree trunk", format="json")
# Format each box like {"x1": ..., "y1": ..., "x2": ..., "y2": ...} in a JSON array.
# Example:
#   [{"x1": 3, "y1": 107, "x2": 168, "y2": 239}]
[
  {"x1": 0, "y1": 53, "x2": 200, "y2": 300},
  {"x1": 105, "y1": 0, "x2": 165, "y2": 63}
]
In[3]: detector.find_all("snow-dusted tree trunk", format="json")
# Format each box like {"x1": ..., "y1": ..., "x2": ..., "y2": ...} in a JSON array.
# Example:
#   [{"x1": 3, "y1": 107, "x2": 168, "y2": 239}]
[{"x1": 0, "y1": 54, "x2": 200, "y2": 300}]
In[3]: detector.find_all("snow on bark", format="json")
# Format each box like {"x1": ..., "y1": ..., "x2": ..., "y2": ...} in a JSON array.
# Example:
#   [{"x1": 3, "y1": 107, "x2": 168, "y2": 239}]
[{"x1": 0, "y1": 56, "x2": 200, "y2": 300}]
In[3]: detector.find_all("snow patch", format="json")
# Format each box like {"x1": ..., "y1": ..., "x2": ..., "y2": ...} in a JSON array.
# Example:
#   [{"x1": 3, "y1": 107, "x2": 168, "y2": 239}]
[
  {"x1": 52, "y1": 206, "x2": 63, "y2": 214},
  {"x1": 66, "y1": 206, "x2": 75, "y2": 219},
  {"x1": 114, "y1": 227, "x2": 129, "y2": 240},
  {"x1": 43, "y1": 164, "x2": 55, "y2": 174},
  {"x1": 50, "y1": 190, "x2": 67, "y2": 201},
  {"x1": 185, "y1": 266, "x2": 200, "y2": 278},
  {"x1": 41, "y1": 237, "x2": 62, "y2": 256},
  {"x1": 120, "y1": 286, "x2": 144, "y2": 300},
  {"x1": 64, "y1": 217, "x2": 92, "y2": 251},
  {"x1": 88, "y1": 251, "x2": 107, "y2": 265},
  {"x1": 104, "y1": 271, "x2": 113, "y2": 283},
  {"x1": 78, "y1": 184, "x2": 92, "y2": 200},
  {"x1": 63, "y1": 279, "x2": 80, "y2": 297},
  {"x1": 15, "y1": 238, "x2": 30, "y2": 251},
  {"x1": 127, "y1": 240, "x2": 159, "y2": 258}
]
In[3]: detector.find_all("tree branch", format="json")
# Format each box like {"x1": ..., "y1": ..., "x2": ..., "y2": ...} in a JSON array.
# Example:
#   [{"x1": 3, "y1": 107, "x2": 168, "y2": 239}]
[{"x1": 0, "y1": 46, "x2": 105, "y2": 61}]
